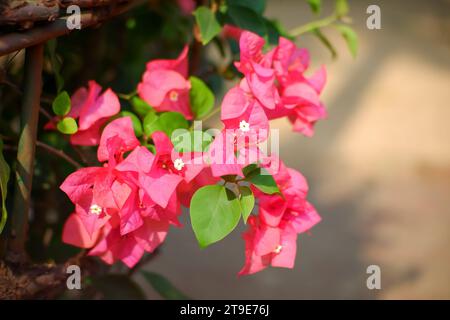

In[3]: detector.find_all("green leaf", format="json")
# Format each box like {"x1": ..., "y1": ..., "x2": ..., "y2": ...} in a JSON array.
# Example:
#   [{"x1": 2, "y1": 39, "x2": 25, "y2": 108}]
[
  {"x1": 0, "y1": 138, "x2": 10, "y2": 234},
  {"x1": 227, "y1": 5, "x2": 267, "y2": 37},
  {"x1": 247, "y1": 167, "x2": 280, "y2": 194},
  {"x1": 143, "y1": 112, "x2": 161, "y2": 137},
  {"x1": 172, "y1": 130, "x2": 213, "y2": 152},
  {"x1": 335, "y1": 24, "x2": 358, "y2": 58},
  {"x1": 189, "y1": 76, "x2": 215, "y2": 119},
  {"x1": 264, "y1": 18, "x2": 292, "y2": 45},
  {"x1": 141, "y1": 271, "x2": 189, "y2": 300},
  {"x1": 190, "y1": 185, "x2": 241, "y2": 248},
  {"x1": 193, "y1": 6, "x2": 222, "y2": 45},
  {"x1": 46, "y1": 39, "x2": 64, "y2": 93},
  {"x1": 227, "y1": 0, "x2": 266, "y2": 14},
  {"x1": 239, "y1": 186, "x2": 254, "y2": 223},
  {"x1": 91, "y1": 275, "x2": 146, "y2": 300},
  {"x1": 307, "y1": 0, "x2": 322, "y2": 15},
  {"x1": 119, "y1": 111, "x2": 143, "y2": 137},
  {"x1": 131, "y1": 96, "x2": 154, "y2": 118},
  {"x1": 313, "y1": 28, "x2": 337, "y2": 58},
  {"x1": 158, "y1": 112, "x2": 189, "y2": 137},
  {"x1": 335, "y1": 0, "x2": 349, "y2": 17},
  {"x1": 144, "y1": 112, "x2": 189, "y2": 139},
  {"x1": 57, "y1": 117, "x2": 78, "y2": 135},
  {"x1": 243, "y1": 163, "x2": 259, "y2": 177},
  {"x1": 52, "y1": 91, "x2": 71, "y2": 116}
]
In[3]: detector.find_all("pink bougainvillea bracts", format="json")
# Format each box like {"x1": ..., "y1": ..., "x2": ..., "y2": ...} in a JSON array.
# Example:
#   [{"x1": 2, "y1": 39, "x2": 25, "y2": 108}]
[
  {"x1": 240, "y1": 158, "x2": 321, "y2": 275},
  {"x1": 60, "y1": 30, "x2": 326, "y2": 275},
  {"x1": 62, "y1": 118, "x2": 176, "y2": 267},
  {"x1": 137, "y1": 46, "x2": 193, "y2": 120},
  {"x1": 230, "y1": 31, "x2": 327, "y2": 137},
  {"x1": 46, "y1": 81, "x2": 120, "y2": 146}
]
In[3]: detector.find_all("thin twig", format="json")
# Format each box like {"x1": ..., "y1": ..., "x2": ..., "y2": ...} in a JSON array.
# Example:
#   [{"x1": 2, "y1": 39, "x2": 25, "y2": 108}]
[
  {"x1": 199, "y1": 107, "x2": 220, "y2": 122},
  {"x1": 289, "y1": 14, "x2": 338, "y2": 37},
  {"x1": 36, "y1": 141, "x2": 82, "y2": 169},
  {"x1": 39, "y1": 107, "x2": 53, "y2": 121}
]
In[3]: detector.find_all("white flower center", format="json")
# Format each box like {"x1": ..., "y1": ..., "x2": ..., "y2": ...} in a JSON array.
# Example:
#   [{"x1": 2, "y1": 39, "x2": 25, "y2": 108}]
[
  {"x1": 273, "y1": 245, "x2": 283, "y2": 254},
  {"x1": 173, "y1": 158, "x2": 185, "y2": 171},
  {"x1": 239, "y1": 120, "x2": 250, "y2": 132},
  {"x1": 89, "y1": 204, "x2": 102, "y2": 215},
  {"x1": 169, "y1": 90, "x2": 179, "y2": 102}
]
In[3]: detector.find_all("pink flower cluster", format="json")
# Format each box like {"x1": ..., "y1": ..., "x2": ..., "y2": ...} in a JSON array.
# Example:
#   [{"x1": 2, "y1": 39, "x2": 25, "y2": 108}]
[
  {"x1": 58, "y1": 31, "x2": 326, "y2": 274},
  {"x1": 62, "y1": 117, "x2": 215, "y2": 267},
  {"x1": 223, "y1": 31, "x2": 327, "y2": 137},
  {"x1": 240, "y1": 158, "x2": 321, "y2": 275}
]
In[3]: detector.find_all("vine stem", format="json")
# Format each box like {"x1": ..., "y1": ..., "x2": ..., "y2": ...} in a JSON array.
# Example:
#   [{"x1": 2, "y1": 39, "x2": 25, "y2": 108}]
[
  {"x1": 8, "y1": 43, "x2": 44, "y2": 260},
  {"x1": 117, "y1": 91, "x2": 136, "y2": 100},
  {"x1": 199, "y1": 107, "x2": 221, "y2": 122},
  {"x1": 289, "y1": 14, "x2": 338, "y2": 37},
  {"x1": 36, "y1": 141, "x2": 82, "y2": 169}
]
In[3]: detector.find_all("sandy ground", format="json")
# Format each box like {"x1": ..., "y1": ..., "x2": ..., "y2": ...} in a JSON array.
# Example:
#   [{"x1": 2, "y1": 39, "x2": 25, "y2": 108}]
[{"x1": 140, "y1": 0, "x2": 450, "y2": 299}]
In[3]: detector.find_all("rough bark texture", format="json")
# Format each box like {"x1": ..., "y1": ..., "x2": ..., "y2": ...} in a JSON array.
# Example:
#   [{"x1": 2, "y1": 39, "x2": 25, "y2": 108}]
[
  {"x1": 0, "y1": 255, "x2": 98, "y2": 299},
  {"x1": 0, "y1": 0, "x2": 130, "y2": 29},
  {"x1": 0, "y1": 0, "x2": 143, "y2": 55}
]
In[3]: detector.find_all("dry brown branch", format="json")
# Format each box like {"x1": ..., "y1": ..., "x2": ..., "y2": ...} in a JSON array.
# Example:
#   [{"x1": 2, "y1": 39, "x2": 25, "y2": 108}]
[{"x1": 0, "y1": 0, "x2": 145, "y2": 56}]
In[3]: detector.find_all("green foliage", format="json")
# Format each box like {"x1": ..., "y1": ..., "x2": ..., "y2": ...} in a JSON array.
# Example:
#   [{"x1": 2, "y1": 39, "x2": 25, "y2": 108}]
[
  {"x1": 335, "y1": 24, "x2": 358, "y2": 58},
  {"x1": 0, "y1": 138, "x2": 10, "y2": 234},
  {"x1": 244, "y1": 165, "x2": 280, "y2": 195},
  {"x1": 227, "y1": 0, "x2": 267, "y2": 14},
  {"x1": 143, "y1": 111, "x2": 189, "y2": 138},
  {"x1": 291, "y1": 0, "x2": 357, "y2": 59},
  {"x1": 193, "y1": 6, "x2": 222, "y2": 45},
  {"x1": 226, "y1": 5, "x2": 267, "y2": 37},
  {"x1": 335, "y1": 0, "x2": 349, "y2": 18},
  {"x1": 307, "y1": 0, "x2": 322, "y2": 15},
  {"x1": 313, "y1": 28, "x2": 337, "y2": 58},
  {"x1": 190, "y1": 185, "x2": 241, "y2": 248},
  {"x1": 57, "y1": 117, "x2": 78, "y2": 135},
  {"x1": 143, "y1": 111, "x2": 161, "y2": 136},
  {"x1": 52, "y1": 91, "x2": 71, "y2": 116},
  {"x1": 91, "y1": 275, "x2": 146, "y2": 299},
  {"x1": 141, "y1": 271, "x2": 189, "y2": 300},
  {"x1": 171, "y1": 130, "x2": 213, "y2": 152},
  {"x1": 189, "y1": 76, "x2": 214, "y2": 119},
  {"x1": 158, "y1": 112, "x2": 189, "y2": 137},
  {"x1": 131, "y1": 96, "x2": 154, "y2": 118},
  {"x1": 239, "y1": 186, "x2": 254, "y2": 223},
  {"x1": 47, "y1": 39, "x2": 65, "y2": 93}
]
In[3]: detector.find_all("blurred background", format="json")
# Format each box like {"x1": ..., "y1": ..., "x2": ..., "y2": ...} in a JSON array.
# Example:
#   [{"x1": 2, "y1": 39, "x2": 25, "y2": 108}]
[{"x1": 141, "y1": 0, "x2": 450, "y2": 299}]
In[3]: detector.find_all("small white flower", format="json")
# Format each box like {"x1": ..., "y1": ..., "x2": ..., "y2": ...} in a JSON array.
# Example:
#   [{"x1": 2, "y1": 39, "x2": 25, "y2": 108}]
[
  {"x1": 273, "y1": 245, "x2": 283, "y2": 254},
  {"x1": 169, "y1": 90, "x2": 179, "y2": 102},
  {"x1": 173, "y1": 158, "x2": 185, "y2": 171},
  {"x1": 239, "y1": 120, "x2": 250, "y2": 132},
  {"x1": 89, "y1": 204, "x2": 102, "y2": 215}
]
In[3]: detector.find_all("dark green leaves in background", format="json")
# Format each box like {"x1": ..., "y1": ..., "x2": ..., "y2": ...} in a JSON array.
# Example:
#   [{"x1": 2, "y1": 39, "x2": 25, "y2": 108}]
[
  {"x1": 189, "y1": 76, "x2": 214, "y2": 119},
  {"x1": 0, "y1": 138, "x2": 10, "y2": 234},
  {"x1": 307, "y1": 0, "x2": 322, "y2": 15},
  {"x1": 193, "y1": 6, "x2": 222, "y2": 45},
  {"x1": 335, "y1": 24, "x2": 358, "y2": 58},
  {"x1": 142, "y1": 271, "x2": 189, "y2": 300},
  {"x1": 244, "y1": 166, "x2": 279, "y2": 195}
]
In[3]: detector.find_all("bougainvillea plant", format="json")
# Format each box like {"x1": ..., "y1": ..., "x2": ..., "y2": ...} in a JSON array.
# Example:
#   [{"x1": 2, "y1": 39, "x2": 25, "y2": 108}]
[{"x1": 0, "y1": 0, "x2": 357, "y2": 299}]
